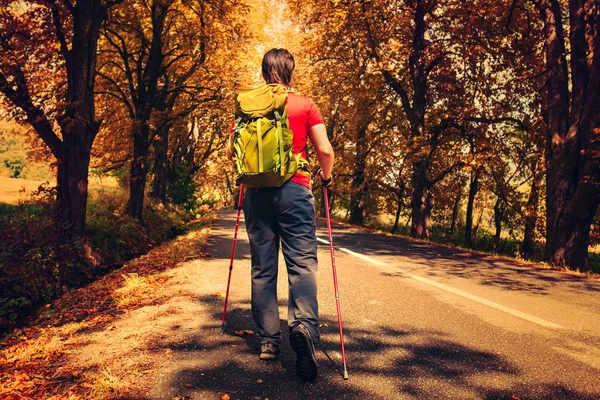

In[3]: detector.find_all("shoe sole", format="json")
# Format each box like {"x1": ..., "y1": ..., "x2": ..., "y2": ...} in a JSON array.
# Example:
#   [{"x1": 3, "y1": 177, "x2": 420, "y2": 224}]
[
  {"x1": 290, "y1": 329, "x2": 318, "y2": 382},
  {"x1": 260, "y1": 353, "x2": 278, "y2": 360}
]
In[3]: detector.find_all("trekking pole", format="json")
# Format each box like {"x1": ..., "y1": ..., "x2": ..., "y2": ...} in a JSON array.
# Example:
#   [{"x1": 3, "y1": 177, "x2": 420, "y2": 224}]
[
  {"x1": 323, "y1": 185, "x2": 349, "y2": 380},
  {"x1": 221, "y1": 185, "x2": 245, "y2": 334}
]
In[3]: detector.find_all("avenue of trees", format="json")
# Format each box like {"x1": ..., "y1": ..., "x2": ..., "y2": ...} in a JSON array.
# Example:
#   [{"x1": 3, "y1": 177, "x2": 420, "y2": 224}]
[{"x1": 1, "y1": 0, "x2": 599, "y2": 272}]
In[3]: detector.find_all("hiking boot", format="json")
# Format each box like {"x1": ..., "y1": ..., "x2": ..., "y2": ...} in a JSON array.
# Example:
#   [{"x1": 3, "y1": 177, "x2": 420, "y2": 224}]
[
  {"x1": 259, "y1": 342, "x2": 280, "y2": 360},
  {"x1": 289, "y1": 324, "x2": 318, "y2": 381}
]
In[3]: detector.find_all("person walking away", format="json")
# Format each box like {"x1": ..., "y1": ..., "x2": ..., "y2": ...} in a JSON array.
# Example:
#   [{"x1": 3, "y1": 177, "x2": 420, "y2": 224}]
[{"x1": 226, "y1": 48, "x2": 334, "y2": 382}]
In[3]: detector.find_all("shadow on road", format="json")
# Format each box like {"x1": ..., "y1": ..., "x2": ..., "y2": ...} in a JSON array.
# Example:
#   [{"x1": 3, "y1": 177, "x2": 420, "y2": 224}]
[
  {"x1": 153, "y1": 292, "x2": 597, "y2": 400},
  {"x1": 319, "y1": 219, "x2": 599, "y2": 297},
  {"x1": 148, "y1": 211, "x2": 599, "y2": 399}
]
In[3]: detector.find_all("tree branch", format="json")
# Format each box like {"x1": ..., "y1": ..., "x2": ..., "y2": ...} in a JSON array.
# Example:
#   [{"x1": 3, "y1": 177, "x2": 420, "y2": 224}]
[
  {"x1": 428, "y1": 161, "x2": 465, "y2": 188},
  {"x1": 48, "y1": 0, "x2": 71, "y2": 65},
  {"x1": 0, "y1": 69, "x2": 63, "y2": 159}
]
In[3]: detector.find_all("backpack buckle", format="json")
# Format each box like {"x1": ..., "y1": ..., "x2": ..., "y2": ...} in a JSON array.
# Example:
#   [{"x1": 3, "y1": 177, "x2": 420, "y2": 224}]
[{"x1": 274, "y1": 111, "x2": 281, "y2": 121}]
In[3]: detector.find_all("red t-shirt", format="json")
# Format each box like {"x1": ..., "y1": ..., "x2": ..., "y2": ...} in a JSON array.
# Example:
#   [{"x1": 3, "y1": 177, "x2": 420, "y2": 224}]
[{"x1": 286, "y1": 92, "x2": 324, "y2": 188}]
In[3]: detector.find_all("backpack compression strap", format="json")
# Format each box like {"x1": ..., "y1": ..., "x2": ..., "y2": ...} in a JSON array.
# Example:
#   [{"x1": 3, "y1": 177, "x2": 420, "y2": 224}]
[
  {"x1": 274, "y1": 110, "x2": 285, "y2": 176},
  {"x1": 257, "y1": 118, "x2": 263, "y2": 173}
]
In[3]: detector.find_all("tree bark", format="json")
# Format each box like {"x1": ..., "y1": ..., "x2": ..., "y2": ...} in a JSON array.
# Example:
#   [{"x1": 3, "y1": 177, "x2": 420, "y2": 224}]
[
  {"x1": 523, "y1": 161, "x2": 541, "y2": 258},
  {"x1": 127, "y1": 121, "x2": 150, "y2": 219},
  {"x1": 350, "y1": 126, "x2": 368, "y2": 225},
  {"x1": 410, "y1": 161, "x2": 431, "y2": 239},
  {"x1": 493, "y1": 197, "x2": 504, "y2": 249},
  {"x1": 0, "y1": 0, "x2": 113, "y2": 238},
  {"x1": 151, "y1": 123, "x2": 170, "y2": 204},
  {"x1": 539, "y1": 0, "x2": 600, "y2": 271},
  {"x1": 465, "y1": 171, "x2": 480, "y2": 247},
  {"x1": 55, "y1": 122, "x2": 97, "y2": 238},
  {"x1": 449, "y1": 182, "x2": 464, "y2": 239},
  {"x1": 319, "y1": 187, "x2": 327, "y2": 218}
]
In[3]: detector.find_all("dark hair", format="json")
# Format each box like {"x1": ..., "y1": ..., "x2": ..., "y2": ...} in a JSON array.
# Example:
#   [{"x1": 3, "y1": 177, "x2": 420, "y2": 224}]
[{"x1": 261, "y1": 48, "x2": 295, "y2": 86}]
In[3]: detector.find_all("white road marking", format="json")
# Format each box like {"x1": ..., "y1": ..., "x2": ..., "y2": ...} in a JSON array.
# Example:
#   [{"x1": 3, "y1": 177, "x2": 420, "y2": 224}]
[
  {"x1": 410, "y1": 275, "x2": 564, "y2": 329},
  {"x1": 316, "y1": 237, "x2": 388, "y2": 266},
  {"x1": 316, "y1": 237, "x2": 329, "y2": 245},
  {"x1": 317, "y1": 236, "x2": 564, "y2": 329}
]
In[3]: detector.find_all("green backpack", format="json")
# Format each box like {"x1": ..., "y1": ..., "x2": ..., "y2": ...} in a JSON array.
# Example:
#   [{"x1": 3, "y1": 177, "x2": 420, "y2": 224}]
[{"x1": 231, "y1": 84, "x2": 309, "y2": 188}]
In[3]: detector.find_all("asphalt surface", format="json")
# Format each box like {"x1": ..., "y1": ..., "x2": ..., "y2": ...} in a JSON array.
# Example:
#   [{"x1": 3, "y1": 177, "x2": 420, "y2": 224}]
[{"x1": 149, "y1": 210, "x2": 600, "y2": 399}]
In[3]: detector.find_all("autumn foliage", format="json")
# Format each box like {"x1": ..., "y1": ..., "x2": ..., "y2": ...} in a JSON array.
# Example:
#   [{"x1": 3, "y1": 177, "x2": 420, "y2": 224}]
[{"x1": 0, "y1": 0, "x2": 599, "y2": 336}]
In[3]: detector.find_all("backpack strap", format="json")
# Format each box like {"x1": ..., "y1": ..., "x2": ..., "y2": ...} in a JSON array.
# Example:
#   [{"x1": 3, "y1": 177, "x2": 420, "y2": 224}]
[
  {"x1": 274, "y1": 110, "x2": 285, "y2": 176},
  {"x1": 256, "y1": 118, "x2": 263, "y2": 173}
]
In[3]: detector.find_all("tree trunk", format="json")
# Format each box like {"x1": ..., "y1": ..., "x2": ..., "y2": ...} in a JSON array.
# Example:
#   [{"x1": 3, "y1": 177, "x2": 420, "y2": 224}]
[
  {"x1": 349, "y1": 127, "x2": 368, "y2": 225},
  {"x1": 411, "y1": 161, "x2": 431, "y2": 239},
  {"x1": 539, "y1": 0, "x2": 600, "y2": 272},
  {"x1": 55, "y1": 125, "x2": 96, "y2": 237},
  {"x1": 522, "y1": 162, "x2": 541, "y2": 258},
  {"x1": 390, "y1": 181, "x2": 405, "y2": 234},
  {"x1": 546, "y1": 189, "x2": 599, "y2": 270},
  {"x1": 127, "y1": 121, "x2": 150, "y2": 219},
  {"x1": 465, "y1": 171, "x2": 480, "y2": 247},
  {"x1": 151, "y1": 123, "x2": 170, "y2": 204},
  {"x1": 449, "y1": 181, "x2": 464, "y2": 238},
  {"x1": 319, "y1": 187, "x2": 327, "y2": 218},
  {"x1": 493, "y1": 197, "x2": 503, "y2": 249},
  {"x1": 391, "y1": 199, "x2": 402, "y2": 234}
]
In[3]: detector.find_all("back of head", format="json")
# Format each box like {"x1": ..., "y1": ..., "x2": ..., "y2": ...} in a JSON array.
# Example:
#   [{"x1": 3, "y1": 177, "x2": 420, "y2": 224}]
[{"x1": 261, "y1": 48, "x2": 295, "y2": 87}]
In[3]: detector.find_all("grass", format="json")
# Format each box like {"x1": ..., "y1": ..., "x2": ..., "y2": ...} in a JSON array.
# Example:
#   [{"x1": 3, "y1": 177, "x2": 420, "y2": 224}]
[
  {"x1": 0, "y1": 178, "x2": 191, "y2": 333},
  {"x1": 362, "y1": 213, "x2": 599, "y2": 276}
]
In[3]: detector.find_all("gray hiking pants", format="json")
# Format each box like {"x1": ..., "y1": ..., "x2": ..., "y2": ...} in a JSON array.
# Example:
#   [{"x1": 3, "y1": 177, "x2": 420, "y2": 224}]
[{"x1": 243, "y1": 181, "x2": 320, "y2": 346}]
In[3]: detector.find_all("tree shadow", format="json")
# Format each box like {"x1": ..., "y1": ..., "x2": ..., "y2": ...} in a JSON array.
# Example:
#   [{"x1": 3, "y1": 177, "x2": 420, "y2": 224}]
[
  {"x1": 318, "y1": 219, "x2": 600, "y2": 297},
  {"x1": 148, "y1": 294, "x2": 600, "y2": 400}
]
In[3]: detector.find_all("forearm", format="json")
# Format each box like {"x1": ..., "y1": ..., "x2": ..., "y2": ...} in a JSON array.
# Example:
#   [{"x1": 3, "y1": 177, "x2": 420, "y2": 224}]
[
  {"x1": 226, "y1": 132, "x2": 233, "y2": 161},
  {"x1": 316, "y1": 149, "x2": 334, "y2": 180},
  {"x1": 308, "y1": 123, "x2": 334, "y2": 180}
]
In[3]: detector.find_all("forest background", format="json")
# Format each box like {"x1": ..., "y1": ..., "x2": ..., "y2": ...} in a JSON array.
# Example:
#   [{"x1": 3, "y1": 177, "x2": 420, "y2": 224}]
[{"x1": 0, "y1": 0, "x2": 599, "y2": 333}]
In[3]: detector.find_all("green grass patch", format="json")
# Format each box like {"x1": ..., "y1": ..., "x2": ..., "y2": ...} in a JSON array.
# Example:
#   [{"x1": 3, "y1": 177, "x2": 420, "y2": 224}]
[{"x1": 588, "y1": 253, "x2": 600, "y2": 275}]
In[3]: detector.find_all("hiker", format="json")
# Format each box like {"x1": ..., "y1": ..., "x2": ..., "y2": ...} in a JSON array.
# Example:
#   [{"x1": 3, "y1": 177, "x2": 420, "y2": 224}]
[{"x1": 226, "y1": 48, "x2": 334, "y2": 381}]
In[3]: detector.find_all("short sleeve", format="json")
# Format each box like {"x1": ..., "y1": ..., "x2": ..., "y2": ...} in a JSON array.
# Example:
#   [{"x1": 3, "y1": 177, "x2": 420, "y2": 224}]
[{"x1": 306, "y1": 99, "x2": 324, "y2": 129}]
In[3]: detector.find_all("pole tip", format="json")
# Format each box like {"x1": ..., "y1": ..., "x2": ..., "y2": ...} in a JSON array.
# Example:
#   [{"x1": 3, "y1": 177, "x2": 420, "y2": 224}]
[{"x1": 343, "y1": 368, "x2": 349, "y2": 380}]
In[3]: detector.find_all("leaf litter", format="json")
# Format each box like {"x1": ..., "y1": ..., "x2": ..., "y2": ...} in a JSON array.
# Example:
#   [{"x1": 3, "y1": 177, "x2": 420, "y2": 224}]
[{"x1": 0, "y1": 220, "x2": 213, "y2": 399}]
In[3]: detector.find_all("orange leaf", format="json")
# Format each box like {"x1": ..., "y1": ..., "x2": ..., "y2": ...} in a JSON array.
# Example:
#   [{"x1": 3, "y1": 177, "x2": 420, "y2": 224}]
[
  {"x1": 234, "y1": 330, "x2": 254, "y2": 336},
  {"x1": 211, "y1": 292, "x2": 226, "y2": 298},
  {"x1": 221, "y1": 395, "x2": 230, "y2": 400},
  {"x1": 256, "y1": 379, "x2": 263, "y2": 384},
  {"x1": 184, "y1": 383, "x2": 192, "y2": 388}
]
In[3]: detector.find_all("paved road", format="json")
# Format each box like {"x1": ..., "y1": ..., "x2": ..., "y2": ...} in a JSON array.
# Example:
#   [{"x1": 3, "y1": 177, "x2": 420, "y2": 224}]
[{"x1": 149, "y1": 211, "x2": 600, "y2": 399}]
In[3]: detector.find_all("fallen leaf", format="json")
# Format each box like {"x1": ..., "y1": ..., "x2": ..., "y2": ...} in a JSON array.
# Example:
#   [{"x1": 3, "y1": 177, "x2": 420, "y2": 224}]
[
  {"x1": 211, "y1": 292, "x2": 226, "y2": 298},
  {"x1": 221, "y1": 395, "x2": 230, "y2": 400},
  {"x1": 256, "y1": 379, "x2": 263, "y2": 384},
  {"x1": 105, "y1": 325, "x2": 117, "y2": 331},
  {"x1": 234, "y1": 330, "x2": 254, "y2": 336},
  {"x1": 319, "y1": 323, "x2": 328, "y2": 327},
  {"x1": 184, "y1": 383, "x2": 192, "y2": 388},
  {"x1": 511, "y1": 396, "x2": 521, "y2": 400}
]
